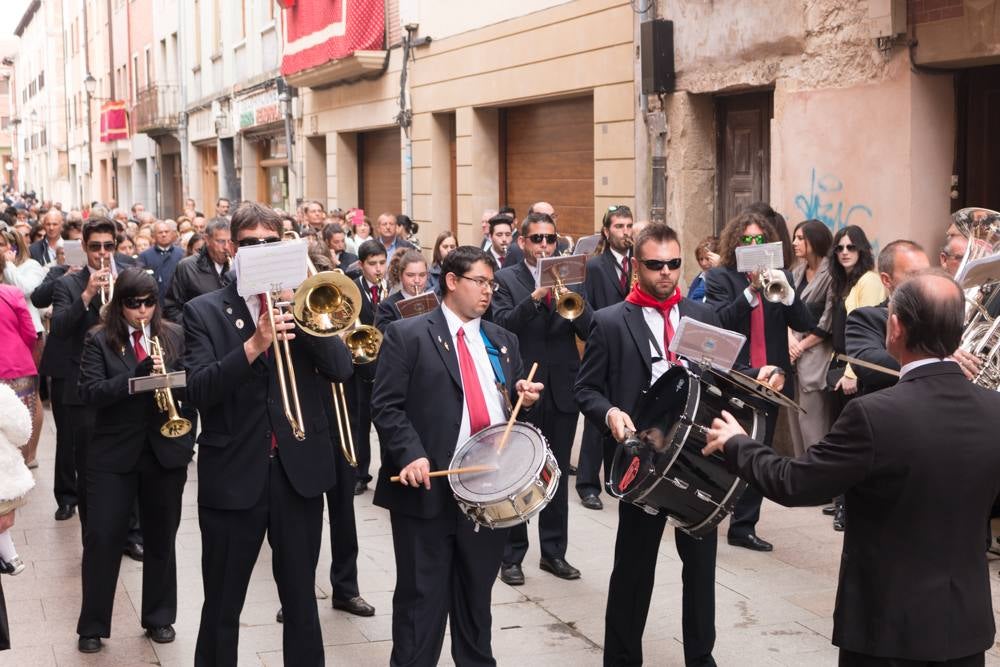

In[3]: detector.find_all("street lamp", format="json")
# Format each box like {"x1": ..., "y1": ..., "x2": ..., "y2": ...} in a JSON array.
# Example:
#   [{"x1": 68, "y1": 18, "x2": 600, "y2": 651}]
[{"x1": 84, "y1": 73, "x2": 97, "y2": 97}]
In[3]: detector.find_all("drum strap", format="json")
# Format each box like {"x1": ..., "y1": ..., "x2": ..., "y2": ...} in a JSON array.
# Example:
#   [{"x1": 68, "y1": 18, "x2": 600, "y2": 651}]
[
  {"x1": 644, "y1": 324, "x2": 664, "y2": 360},
  {"x1": 480, "y1": 330, "x2": 513, "y2": 417}
]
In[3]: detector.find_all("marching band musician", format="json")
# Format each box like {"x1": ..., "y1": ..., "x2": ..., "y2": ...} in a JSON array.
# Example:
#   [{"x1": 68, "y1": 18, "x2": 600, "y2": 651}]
[
  {"x1": 371, "y1": 245, "x2": 543, "y2": 667},
  {"x1": 182, "y1": 203, "x2": 354, "y2": 666},
  {"x1": 374, "y1": 249, "x2": 432, "y2": 333},
  {"x1": 75, "y1": 268, "x2": 194, "y2": 654},
  {"x1": 491, "y1": 211, "x2": 593, "y2": 586}
]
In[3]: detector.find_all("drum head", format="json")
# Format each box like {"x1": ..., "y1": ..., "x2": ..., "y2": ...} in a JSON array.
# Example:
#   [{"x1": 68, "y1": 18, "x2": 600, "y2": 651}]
[{"x1": 449, "y1": 422, "x2": 548, "y2": 503}]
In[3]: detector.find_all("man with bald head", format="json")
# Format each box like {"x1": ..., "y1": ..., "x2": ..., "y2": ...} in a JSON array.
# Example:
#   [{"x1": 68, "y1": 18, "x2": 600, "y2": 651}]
[
  {"x1": 705, "y1": 270, "x2": 1000, "y2": 666},
  {"x1": 29, "y1": 209, "x2": 64, "y2": 265},
  {"x1": 138, "y1": 219, "x2": 184, "y2": 300},
  {"x1": 528, "y1": 202, "x2": 569, "y2": 254}
]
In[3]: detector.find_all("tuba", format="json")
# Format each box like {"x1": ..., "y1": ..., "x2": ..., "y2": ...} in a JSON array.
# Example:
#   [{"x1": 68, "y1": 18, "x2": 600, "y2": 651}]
[{"x1": 954, "y1": 207, "x2": 1000, "y2": 389}]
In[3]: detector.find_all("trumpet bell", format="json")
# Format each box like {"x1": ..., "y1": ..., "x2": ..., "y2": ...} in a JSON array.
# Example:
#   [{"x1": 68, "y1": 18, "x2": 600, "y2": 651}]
[
  {"x1": 557, "y1": 291, "x2": 586, "y2": 320},
  {"x1": 345, "y1": 325, "x2": 383, "y2": 365},
  {"x1": 292, "y1": 271, "x2": 362, "y2": 336},
  {"x1": 161, "y1": 417, "x2": 192, "y2": 438}
]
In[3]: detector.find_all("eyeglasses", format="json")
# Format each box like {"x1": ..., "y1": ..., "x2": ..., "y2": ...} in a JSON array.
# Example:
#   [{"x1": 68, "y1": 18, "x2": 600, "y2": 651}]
[
  {"x1": 836, "y1": 244, "x2": 858, "y2": 253},
  {"x1": 122, "y1": 296, "x2": 157, "y2": 309},
  {"x1": 456, "y1": 274, "x2": 499, "y2": 292},
  {"x1": 237, "y1": 236, "x2": 281, "y2": 248},
  {"x1": 740, "y1": 234, "x2": 766, "y2": 245},
  {"x1": 526, "y1": 233, "x2": 558, "y2": 245},
  {"x1": 639, "y1": 258, "x2": 682, "y2": 271},
  {"x1": 87, "y1": 241, "x2": 116, "y2": 251}
]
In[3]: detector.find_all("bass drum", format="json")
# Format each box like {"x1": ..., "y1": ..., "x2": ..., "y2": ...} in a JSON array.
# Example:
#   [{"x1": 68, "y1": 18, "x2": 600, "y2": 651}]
[{"x1": 608, "y1": 365, "x2": 764, "y2": 537}]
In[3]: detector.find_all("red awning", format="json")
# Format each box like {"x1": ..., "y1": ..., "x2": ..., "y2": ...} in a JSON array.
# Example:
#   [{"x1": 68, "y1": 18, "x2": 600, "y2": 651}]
[{"x1": 100, "y1": 100, "x2": 129, "y2": 142}]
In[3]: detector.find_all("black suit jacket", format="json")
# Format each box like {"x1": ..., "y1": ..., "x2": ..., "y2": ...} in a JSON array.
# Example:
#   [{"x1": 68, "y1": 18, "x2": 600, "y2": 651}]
[
  {"x1": 336, "y1": 251, "x2": 358, "y2": 269},
  {"x1": 584, "y1": 247, "x2": 629, "y2": 310},
  {"x1": 722, "y1": 362, "x2": 1000, "y2": 661},
  {"x1": 704, "y1": 266, "x2": 814, "y2": 395},
  {"x1": 354, "y1": 276, "x2": 384, "y2": 326},
  {"x1": 33, "y1": 264, "x2": 71, "y2": 378},
  {"x1": 163, "y1": 249, "x2": 230, "y2": 324},
  {"x1": 29, "y1": 238, "x2": 56, "y2": 265},
  {"x1": 491, "y1": 261, "x2": 592, "y2": 413},
  {"x1": 371, "y1": 307, "x2": 524, "y2": 519},
  {"x1": 138, "y1": 245, "x2": 184, "y2": 300},
  {"x1": 182, "y1": 281, "x2": 354, "y2": 510},
  {"x1": 78, "y1": 326, "x2": 195, "y2": 472},
  {"x1": 374, "y1": 291, "x2": 406, "y2": 333},
  {"x1": 50, "y1": 254, "x2": 137, "y2": 405},
  {"x1": 844, "y1": 300, "x2": 897, "y2": 394}
]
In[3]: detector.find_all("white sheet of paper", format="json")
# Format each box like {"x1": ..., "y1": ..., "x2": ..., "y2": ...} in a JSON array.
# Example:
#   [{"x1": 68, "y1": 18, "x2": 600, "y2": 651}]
[
  {"x1": 62, "y1": 239, "x2": 86, "y2": 266},
  {"x1": 669, "y1": 316, "x2": 746, "y2": 372},
  {"x1": 955, "y1": 252, "x2": 1000, "y2": 288},
  {"x1": 735, "y1": 242, "x2": 784, "y2": 273},
  {"x1": 235, "y1": 239, "x2": 309, "y2": 297}
]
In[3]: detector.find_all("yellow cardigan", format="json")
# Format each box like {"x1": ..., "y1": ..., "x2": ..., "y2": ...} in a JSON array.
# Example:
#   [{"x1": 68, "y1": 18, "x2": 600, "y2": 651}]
[{"x1": 842, "y1": 271, "x2": 887, "y2": 380}]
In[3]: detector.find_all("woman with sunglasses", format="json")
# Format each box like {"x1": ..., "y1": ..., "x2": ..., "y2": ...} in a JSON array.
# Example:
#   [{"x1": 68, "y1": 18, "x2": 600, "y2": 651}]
[
  {"x1": 75, "y1": 268, "x2": 194, "y2": 654},
  {"x1": 705, "y1": 211, "x2": 815, "y2": 552},
  {"x1": 824, "y1": 225, "x2": 884, "y2": 531}
]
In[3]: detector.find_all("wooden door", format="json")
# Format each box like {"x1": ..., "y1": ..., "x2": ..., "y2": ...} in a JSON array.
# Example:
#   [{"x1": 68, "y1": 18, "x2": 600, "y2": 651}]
[
  {"x1": 359, "y1": 127, "x2": 402, "y2": 217},
  {"x1": 200, "y1": 144, "x2": 218, "y2": 214},
  {"x1": 716, "y1": 92, "x2": 772, "y2": 232},
  {"x1": 501, "y1": 96, "x2": 594, "y2": 239},
  {"x1": 958, "y1": 66, "x2": 1000, "y2": 212}
]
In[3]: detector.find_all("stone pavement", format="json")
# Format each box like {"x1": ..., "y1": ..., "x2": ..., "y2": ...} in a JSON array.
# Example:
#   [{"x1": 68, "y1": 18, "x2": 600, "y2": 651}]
[{"x1": 3, "y1": 411, "x2": 1000, "y2": 666}]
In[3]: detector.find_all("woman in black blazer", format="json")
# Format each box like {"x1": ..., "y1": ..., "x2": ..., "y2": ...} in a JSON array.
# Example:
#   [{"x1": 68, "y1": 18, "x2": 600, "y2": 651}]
[{"x1": 75, "y1": 268, "x2": 194, "y2": 654}]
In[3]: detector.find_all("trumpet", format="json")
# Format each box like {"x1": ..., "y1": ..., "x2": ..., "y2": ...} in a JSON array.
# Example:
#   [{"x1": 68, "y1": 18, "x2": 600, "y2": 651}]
[
  {"x1": 757, "y1": 267, "x2": 792, "y2": 304},
  {"x1": 99, "y1": 256, "x2": 113, "y2": 306},
  {"x1": 549, "y1": 267, "x2": 586, "y2": 320},
  {"x1": 141, "y1": 324, "x2": 191, "y2": 438}
]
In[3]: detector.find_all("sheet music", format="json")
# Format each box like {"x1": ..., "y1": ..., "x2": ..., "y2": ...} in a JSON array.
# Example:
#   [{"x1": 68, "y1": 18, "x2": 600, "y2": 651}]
[
  {"x1": 668, "y1": 316, "x2": 746, "y2": 371},
  {"x1": 396, "y1": 292, "x2": 439, "y2": 318},
  {"x1": 536, "y1": 255, "x2": 587, "y2": 288},
  {"x1": 235, "y1": 239, "x2": 309, "y2": 297},
  {"x1": 955, "y1": 252, "x2": 1000, "y2": 288},
  {"x1": 735, "y1": 242, "x2": 784, "y2": 273},
  {"x1": 62, "y1": 239, "x2": 86, "y2": 266}
]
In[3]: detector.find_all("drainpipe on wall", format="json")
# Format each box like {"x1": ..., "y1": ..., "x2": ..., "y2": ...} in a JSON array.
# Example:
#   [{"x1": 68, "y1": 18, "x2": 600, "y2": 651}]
[
  {"x1": 398, "y1": 26, "x2": 416, "y2": 217},
  {"x1": 177, "y1": 0, "x2": 190, "y2": 211},
  {"x1": 644, "y1": 2, "x2": 667, "y2": 225}
]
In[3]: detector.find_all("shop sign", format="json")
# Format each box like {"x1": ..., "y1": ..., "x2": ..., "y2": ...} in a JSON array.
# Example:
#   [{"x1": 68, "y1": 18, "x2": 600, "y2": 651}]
[{"x1": 236, "y1": 88, "x2": 281, "y2": 130}]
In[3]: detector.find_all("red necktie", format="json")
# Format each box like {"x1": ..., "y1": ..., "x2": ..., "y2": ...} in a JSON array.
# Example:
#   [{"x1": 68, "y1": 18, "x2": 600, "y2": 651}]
[
  {"x1": 456, "y1": 329, "x2": 490, "y2": 435},
  {"x1": 625, "y1": 285, "x2": 682, "y2": 362},
  {"x1": 371, "y1": 285, "x2": 380, "y2": 305},
  {"x1": 132, "y1": 330, "x2": 147, "y2": 362},
  {"x1": 258, "y1": 294, "x2": 277, "y2": 450},
  {"x1": 749, "y1": 297, "x2": 768, "y2": 368},
  {"x1": 619, "y1": 255, "x2": 629, "y2": 292},
  {"x1": 498, "y1": 254, "x2": 506, "y2": 267}
]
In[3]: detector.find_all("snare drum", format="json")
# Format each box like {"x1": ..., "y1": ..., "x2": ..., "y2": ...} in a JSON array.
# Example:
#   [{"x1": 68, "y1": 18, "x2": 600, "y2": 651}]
[
  {"x1": 608, "y1": 365, "x2": 764, "y2": 537},
  {"x1": 448, "y1": 422, "x2": 560, "y2": 529}
]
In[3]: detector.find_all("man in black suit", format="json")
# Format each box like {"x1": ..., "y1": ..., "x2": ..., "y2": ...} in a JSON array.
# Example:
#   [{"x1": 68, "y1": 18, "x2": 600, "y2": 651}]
[
  {"x1": 705, "y1": 211, "x2": 814, "y2": 551},
  {"x1": 705, "y1": 270, "x2": 1000, "y2": 666},
  {"x1": 371, "y1": 245, "x2": 542, "y2": 666},
  {"x1": 375, "y1": 213, "x2": 416, "y2": 256},
  {"x1": 163, "y1": 219, "x2": 231, "y2": 323},
  {"x1": 138, "y1": 220, "x2": 184, "y2": 301},
  {"x1": 28, "y1": 209, "x2": 63, "y2": 265},
  {"x1": 183, "y1": 202, "x2": 354, "y2": 666},
  {"x1": 322, "y1": 223, "x2": 358, "y2": 270},
  {"x1": 492, "y1": 212, "x2": 593, "y2": 585},
  {"x1": 484, "y1": 215, "x2": 514, "y2": 269},
  {"x1": 576, "y1": 204, "x2": 634, "y2": 510},
  {"x1": 374, "y1": 249, "x2": 431, "y2": 333},
  {"x1": 482, "y1": 209, "x2": 524, "y2": 266},
  {"x1": 349, "y1": 239, "x2": 387, "y2": 495},
  {"x1": 50, "y1": 218, "x2": 137, "y2": 533}
]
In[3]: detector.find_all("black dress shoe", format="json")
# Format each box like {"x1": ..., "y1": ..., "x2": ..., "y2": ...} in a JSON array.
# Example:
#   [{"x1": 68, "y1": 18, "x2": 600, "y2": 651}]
[
  {"x1": 539, "y1": 557, "x2": 581, "y2": 580},
  {"x1": 145, "y1": 625, "x2": 175, "y2": 643},
  {"x1": 353, "y1": 480, "x2": 368, "y2": 496},
  {"x1": 727, "y1": 534, "x2": 774, "y2": 552},
  {"x1": 78, "y1": 636, "x2": 102, "y2": 653},
  {"x1": 833, "y1": 508, "x2": 846, "y2": 532},
  {"x1": 332, "y1": 596, "x2": 375, "y2": 617},
  {"x1": 123, "y1": 542, "x2": 144, "y2": 562},
  {"x1": 499, "y1": 563, "x2": 524, "y2": 586},
  {"x1": 580, "y1": 494, "x2": 603, "y2": 511},
  {"x1": 821, "y1": 505, "x2": 836, "y2": 516},
  {"x1": 276, "y1": 607, "x2": 283, "y2": 623},
  {"x1": 54, "y1": 504, "x2": 76, "y2": 521}
]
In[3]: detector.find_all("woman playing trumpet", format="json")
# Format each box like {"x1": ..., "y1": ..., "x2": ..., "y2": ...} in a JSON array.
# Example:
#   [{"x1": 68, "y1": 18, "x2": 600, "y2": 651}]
[{"x1": 76, "y1": 267, "x2": 194, "y2": 654}]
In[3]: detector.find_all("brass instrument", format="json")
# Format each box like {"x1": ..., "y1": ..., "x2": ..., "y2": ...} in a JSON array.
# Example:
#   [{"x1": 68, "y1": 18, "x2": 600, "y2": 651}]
[
  {"x1": 142, "y1": 324, "x2": 192, "y2": 438},
  {"x1": 558, "y1": 234, "x2": 575, "y2": 256},
  {"x1": 549, "y1": 267, "x2": 586, "y2": 320},
  {"x1": 758, "y1": 267, "x2": 792, "y2": 304},
  {"x1": 99, "y1": 256, "x2": 113, "y2": 306},
  {"x1": 954, "y1": 207, "x2": 1000, "y2": 389}
]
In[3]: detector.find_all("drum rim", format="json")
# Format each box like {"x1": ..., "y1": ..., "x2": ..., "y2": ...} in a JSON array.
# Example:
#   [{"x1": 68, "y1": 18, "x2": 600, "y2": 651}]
[{"x1": 448, "y1": 421, "x2": 549, "y2": 502}]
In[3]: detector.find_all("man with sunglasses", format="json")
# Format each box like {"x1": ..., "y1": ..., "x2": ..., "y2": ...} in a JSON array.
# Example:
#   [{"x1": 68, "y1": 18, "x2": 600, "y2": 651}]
[
  {"x1": 492, "y1": 211, "x2": 593, "y2": 585},
  {"x1": 49, "y1": 218, "x2": 137, "y2": 532}
]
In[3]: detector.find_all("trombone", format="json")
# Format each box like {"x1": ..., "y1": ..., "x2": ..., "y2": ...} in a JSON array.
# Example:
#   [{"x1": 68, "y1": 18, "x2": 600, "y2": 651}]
[{"x1": 140, "y1": 321, "x2": 192, "y2": 438}]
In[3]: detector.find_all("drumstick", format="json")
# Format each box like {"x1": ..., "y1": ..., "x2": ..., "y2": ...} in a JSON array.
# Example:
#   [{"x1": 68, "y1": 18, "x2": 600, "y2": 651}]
[
  {"x1": 497, "y1": 362, "x2": 539, "y2": 455},
  {"x1": 835, "y1": 353, "x2": 901, "y2": 378},
  {"x1": 390, "y1": 465, "x2": 497, "y2": 483}
]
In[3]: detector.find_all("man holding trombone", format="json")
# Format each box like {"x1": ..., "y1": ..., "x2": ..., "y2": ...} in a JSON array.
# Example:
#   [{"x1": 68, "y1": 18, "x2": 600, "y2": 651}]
[{"x1": 183, "y1": 203, "x2": 354, "y2": 666}]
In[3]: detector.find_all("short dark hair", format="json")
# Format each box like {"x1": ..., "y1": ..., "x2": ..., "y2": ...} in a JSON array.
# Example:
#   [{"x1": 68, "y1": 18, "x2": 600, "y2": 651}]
[
  {"x1": 890, "y1": 270, "x2": 964, "y2": 358},
  {"x1": 82, "y1": 217, "x2": 117, "y2": 242},
  {"x1": 305, "y1": 200, "x2": 325, "y2": 212},
  {"x1": 440, "y1": 245, "x2": 492, "y2": 294},
  {"x1": 878, "y1": 239, "x2": 925, "y2": 276},
  {"x1": 792, "y1": 219, "x2": 833, "y2": 261},
  {"x1": 602, "y1": 205, "x2": 633, "y2": 229},
  {"x1": 488, "y1": 215, "x2": 513, "y2": 235},
  {"x1": 322, "y1": 223, "x2": 346, "y2": 243},
  {"x1": 633, "y1": 223, "x2": 679, "y2": 259},
  {"x1": 216, "y1": 197, "x2": 230, "y2": 207},
  {"x1": 63, "y1": 218, "x2": 83, "y2": 238},
  {"x1": 520, "y1": 212, "x2": 555, "y2": 237},
  {"x1": 358, "y1": 239, "x2": 387, "y2": 262},
  {"x1": 230, "y1": 202, "x2": 282, "y2": 240},
  {"x1": 498, "y1": 206, "x2": 516, "y2": 219}
]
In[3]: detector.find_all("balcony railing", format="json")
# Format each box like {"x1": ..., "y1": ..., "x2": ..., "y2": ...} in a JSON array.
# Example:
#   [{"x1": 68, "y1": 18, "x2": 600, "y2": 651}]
[{"x1": 133, "y1": 84, "x2": 181, "y2": 135}]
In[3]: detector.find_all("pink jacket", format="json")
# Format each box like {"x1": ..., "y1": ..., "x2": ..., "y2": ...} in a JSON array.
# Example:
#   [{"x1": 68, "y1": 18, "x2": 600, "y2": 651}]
[{"x1": 0, "y1": 285, "x2": 37, "y2": 379}]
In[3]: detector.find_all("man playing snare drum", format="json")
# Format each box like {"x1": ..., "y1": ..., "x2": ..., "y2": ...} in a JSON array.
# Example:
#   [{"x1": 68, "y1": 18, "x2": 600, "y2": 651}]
[{"x1": 371, "y1": 245, "x2": 543, "y2": 667}]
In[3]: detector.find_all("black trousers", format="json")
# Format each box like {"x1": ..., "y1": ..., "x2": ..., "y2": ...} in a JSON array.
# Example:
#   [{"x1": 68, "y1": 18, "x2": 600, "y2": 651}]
[
  {"x1": 727, "y1": 407, "x2": 778, "y2": 539},
  {"x1": 839, "y1": 649, "x2": 984, "y2": 667},
  {"x1": 50, "y1": 378, "x2": 78, "y2": 508},
  {"x1": 326, "y1": 447, "x2": 361, "y2": 601},
  {"x1": 389, "y1": 505, "x2": 508, "y2": 667},
  {"x1": 504, "y1": 392, "x2": 577, "y2": 564},
  {"x1": 65, "y1": 404, "x2": 94, "y2": 530},
  {"x1": 575, "y1": 420, "x2": 605, "y2": 499},
  {"x1": 195, "y1": 457, "x2": 325, "y2": 667},
  {"x1": 77, "y1": 451, "x2": 186, "y2": 638},
  {"x1": 605, "y1": 501, "x2": 717, "y2": 667},
  {"x1": 347, "y1": 375, "x2": 374, "y2": 484}
]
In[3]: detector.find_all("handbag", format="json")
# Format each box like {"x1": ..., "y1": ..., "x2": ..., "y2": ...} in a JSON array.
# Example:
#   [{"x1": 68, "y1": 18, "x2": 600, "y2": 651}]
[{"x1": 825, "y1": 358, "x2": 846, "y2": 391}]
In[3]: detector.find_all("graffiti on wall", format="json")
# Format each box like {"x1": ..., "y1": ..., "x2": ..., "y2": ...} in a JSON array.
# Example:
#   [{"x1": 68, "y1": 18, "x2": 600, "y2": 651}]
[{"x1": 794, "y1": 168, "x2": 873, "y2": 233}]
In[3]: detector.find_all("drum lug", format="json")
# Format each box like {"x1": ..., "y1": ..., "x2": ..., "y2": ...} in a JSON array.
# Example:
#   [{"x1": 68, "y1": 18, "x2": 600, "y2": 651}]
[
  {"x1": 670, "y1": 476, "x2": 689, "y2": 490},
  {"x1": 706, "y1": 384, "x2": 723, "y2": 397},
  {"x1": 695, "y1": 490, "x2": 716, "y2": 505},
  {"x1": 728, "y1": 396, "x2": 746, "y2": 409},
  {"x1": 641, "y1": 503, "x2": 659, "y2": 516}
]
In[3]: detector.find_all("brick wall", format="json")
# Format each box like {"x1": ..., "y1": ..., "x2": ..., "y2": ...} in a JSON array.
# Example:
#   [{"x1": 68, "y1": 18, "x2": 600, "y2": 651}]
[{"x1": 907, "y1": 0, "x2": 963, "y2": 25}]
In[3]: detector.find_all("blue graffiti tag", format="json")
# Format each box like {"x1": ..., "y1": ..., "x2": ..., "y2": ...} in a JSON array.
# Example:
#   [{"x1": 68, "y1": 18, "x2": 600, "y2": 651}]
[{"x1": 794, "y1": 168, "x2": 873, "y2": 232}]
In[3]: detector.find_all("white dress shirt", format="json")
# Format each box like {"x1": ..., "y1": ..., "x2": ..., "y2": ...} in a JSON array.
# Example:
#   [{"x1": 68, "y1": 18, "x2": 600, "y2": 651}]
[
  {"x1": 609, "y1": 247, "x2": 628, "y2": 280},
  {"x1": 126, "y1": 321, "x2": 152, "y2": 356},
  {"x1": 641, "y1": 303, "x2": 682, "y2": 386},
  {"x1": 899, "y1": 357, "x2": 953, "y2": 379},
  {"x1": 441, "y1": 302, "x2": 507, "y2": 448}
]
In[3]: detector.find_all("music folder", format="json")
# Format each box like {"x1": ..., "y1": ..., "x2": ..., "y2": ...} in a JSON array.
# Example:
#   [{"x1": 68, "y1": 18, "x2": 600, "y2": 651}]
[
  {"x1": 668, "y1": 317, "x2": 746, "y2": 372},
  {"x1": 395, "y1": 292, "x2": 439, "y2": 319},
  {"x1": 536, "y1": 255, "x2": 587, "y2": 289},
  {"x1": 735, "y1": 242, "x2": 784, "y2": 273},
  {"x1": 129, "y1": 371, "x2": 187, "y2": 395}
]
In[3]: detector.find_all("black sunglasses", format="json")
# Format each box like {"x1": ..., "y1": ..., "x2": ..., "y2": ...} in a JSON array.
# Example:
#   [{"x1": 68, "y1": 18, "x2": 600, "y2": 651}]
[
  {"x1": 740, "y1": 234, "x2": 766, "y2": 245},
  {"x1": 527, "y1": 233, "x2": 558, "y2": 244},
  {"x1": 87, "y1": 241, "x2": 116, "y2": 251},
  {"x1": 836, "y1": 243, "x2": 858, "y2": 253},
  {"x1": 237, "y1": 236, "x2": 281, "y2": 248},
  {"x1": 639, "y1": 258, "x2": 682, "y2": 271},
  {"x1": 123, "y1": 296, "x2": 157, "y2": 309}
]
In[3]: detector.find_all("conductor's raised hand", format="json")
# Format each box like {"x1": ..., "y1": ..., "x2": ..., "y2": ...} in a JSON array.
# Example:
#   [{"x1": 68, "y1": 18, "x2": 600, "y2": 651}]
[
  {"x1": 702, "y1": 410, "x2": 747, "y2": 456},
  {"x1": 397, "y1": 457, "x2": 431, "y2": 490},
  {"x1": 515, "y1": 379, "x2": 543, "y2": 408}
]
